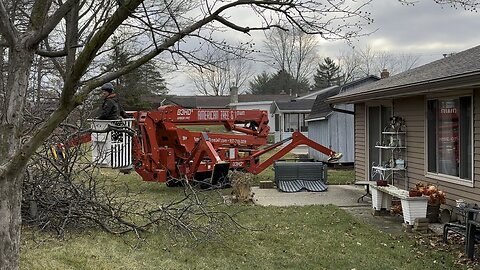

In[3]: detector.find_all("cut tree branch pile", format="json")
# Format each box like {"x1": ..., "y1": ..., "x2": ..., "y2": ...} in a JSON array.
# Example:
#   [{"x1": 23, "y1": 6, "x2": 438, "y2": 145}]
[{"x1": 21, "y1": 121, "x2": 242, "y2": 240}]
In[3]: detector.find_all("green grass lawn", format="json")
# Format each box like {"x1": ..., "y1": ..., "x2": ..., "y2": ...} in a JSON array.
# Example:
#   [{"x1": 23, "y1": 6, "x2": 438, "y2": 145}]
[
  {"x1": 21, "y1": 203, "x2": 465, "y2": 270},
  {"x1": 327, "y1": 168, "x2": 355, "y2": 185},
  {"x1": 19, "y1": 147, "x2": 473, "y2": 270},
  {"x1": 20, "y1": 170, "x2": 472, "y2": 270}
]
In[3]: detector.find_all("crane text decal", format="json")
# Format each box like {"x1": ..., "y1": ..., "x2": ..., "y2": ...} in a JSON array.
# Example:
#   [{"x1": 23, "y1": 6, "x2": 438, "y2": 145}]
[
  {"x1": 231, "y1": 161, "x2": 245, "y2": 168},
  {"x1": 197, "y1": 110, "x2": 247, "y2": 121},
  {"x1": 193, "y1": 136, "x2": 247, "y2": 145},
  {"x1": 177, "y1": 109, "x2": 193, "y2": 116},
  {"x1": 209, "y1": 138, "x2": 247, "y2": 145}
]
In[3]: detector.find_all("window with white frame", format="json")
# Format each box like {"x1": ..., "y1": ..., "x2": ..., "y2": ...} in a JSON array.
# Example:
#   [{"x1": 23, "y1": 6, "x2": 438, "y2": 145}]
[
  {"x1": 283, "y1": 113, "x2": 308, "y2": 132},
  {"x1": 427, "y1": 96, "x2": 472, "y2": 180}
]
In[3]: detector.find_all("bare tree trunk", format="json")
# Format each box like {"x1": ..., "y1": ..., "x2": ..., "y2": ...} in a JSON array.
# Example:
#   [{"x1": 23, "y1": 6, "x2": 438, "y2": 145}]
[
  {"x1": 0, "y1": 173, "x2": 23, "y2": 270},
  {"x1": 0, "y1": 46, "x2": 35, "y2": 270}
]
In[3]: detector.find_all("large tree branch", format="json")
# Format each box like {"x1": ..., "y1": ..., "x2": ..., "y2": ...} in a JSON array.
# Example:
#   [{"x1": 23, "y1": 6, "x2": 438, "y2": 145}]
[
  {"x1": 62, "y1": 0, "x2": 146, "y2": 104},
  {"x1": 29, "y1": 0, "x2": 54, "y2": 33},
  {"x1": 36, "y1": 48, "x2": 68, "y2": 57},
  {"x1": 74, "y1": 0, "x2": 294, "y2": 101},
  {"x1": 0, "y1": 0, "x2": 17, "y2": 45},
  {"x1": 27, "y1": 0, "x2": 80, "y2": 48},
  {"x1": 73, "y1": 1, "x2": 264, "y2": 102},
  {"x1": 215, "y1": 16, "x2": 285, "y2": 34}
]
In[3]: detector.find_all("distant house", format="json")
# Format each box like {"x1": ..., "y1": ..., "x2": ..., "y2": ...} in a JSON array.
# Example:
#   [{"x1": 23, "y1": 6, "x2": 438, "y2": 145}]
[
  {"x1": 328, "y1": 44, "x2": 480, "y2": 206},
  {"x1": 164, "y1": 95, "x2": 233, "y2": 108},
  {"x1": 270, "y1": 99, "x2": 316, "y2": 142},
  {"x1": 306, "y1": 76, "x2": 380, "y2": 163}
]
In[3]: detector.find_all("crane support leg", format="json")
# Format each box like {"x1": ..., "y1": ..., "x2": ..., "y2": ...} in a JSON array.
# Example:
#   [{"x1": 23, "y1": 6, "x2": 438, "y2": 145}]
[
  {"x1": 187, "y1": 133, "x2": 230, "y2": 185},
  {"x1": 248, "y1": 131, "x2": 342, "y2": 174}
]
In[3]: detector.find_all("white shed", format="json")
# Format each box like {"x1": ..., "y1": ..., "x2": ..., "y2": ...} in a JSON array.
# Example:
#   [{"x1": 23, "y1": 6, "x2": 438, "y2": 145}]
[{"x1": 307, "y1": 76, "x2": 380, "y2": 163}]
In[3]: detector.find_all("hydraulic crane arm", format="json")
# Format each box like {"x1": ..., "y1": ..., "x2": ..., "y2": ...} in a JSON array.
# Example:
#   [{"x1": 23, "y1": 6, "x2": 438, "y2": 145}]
[
  {"x1": 246, "y1": 131, "x2": 343, "y2": 174},
  {"x1": 153, "y1": 105, "x2": 270, "y2": 137}
]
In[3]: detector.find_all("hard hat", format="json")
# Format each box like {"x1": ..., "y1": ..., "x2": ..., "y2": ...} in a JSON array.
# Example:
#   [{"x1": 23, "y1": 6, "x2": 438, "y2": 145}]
[{"x1": 101, "y1": 82, "x2": 114, "y2": 93}]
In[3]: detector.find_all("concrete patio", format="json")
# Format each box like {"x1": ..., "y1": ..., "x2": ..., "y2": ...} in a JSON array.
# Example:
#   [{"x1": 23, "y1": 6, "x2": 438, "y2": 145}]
[{"x1": 252, "y1": 185, "x2": 368, "y2": 207}]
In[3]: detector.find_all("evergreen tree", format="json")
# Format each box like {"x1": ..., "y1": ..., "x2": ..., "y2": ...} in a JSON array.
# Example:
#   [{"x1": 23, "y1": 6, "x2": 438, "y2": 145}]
[
  {"x1": 102, "y1": 37, "x2": 168, "y2": 110},
  {"x1": 249, "y1": 70, "x2": 310, "y2": 95},
  {"x1": 249, "y1": 72, "x2": 272, "y2": 95},
  {"x1": 313, "y1": 57, "x2": 342, "y2": 89}
]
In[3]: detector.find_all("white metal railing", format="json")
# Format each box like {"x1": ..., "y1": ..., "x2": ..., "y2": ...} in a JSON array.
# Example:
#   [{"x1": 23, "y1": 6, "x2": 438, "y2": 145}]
[{"x1": 89, "y1": 119, "x2": 134, "y2": 168}]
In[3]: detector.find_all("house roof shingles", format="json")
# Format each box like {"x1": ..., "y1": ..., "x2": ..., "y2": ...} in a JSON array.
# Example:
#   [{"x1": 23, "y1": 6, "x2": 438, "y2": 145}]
[
  {"x1": 274, "y1": 99, "x2": 315, "y2": 111},
  {"x1": 166, "y1": 94, "x2": 292, "y2": 108},
  {"x1": 329, "y1": 45, "x2": 480, "y2": 103},
  {"x1": 307, "y1": 87, "x2": 341, "y2": 120},
  {"x1": 307, "y1": 76, "x2": 380, "y2": 120}
]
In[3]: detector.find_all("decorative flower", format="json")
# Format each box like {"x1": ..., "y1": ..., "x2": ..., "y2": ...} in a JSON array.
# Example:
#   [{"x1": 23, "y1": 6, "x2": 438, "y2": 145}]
[{"x1": 411, "y1": 182, "x2": 446, "y2": 205}]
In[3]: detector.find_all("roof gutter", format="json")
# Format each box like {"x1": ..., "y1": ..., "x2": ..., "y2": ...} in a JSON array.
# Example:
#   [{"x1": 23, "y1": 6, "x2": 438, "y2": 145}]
[
  {"x1": 328, "y1": 71, "x2": 480, "y2": 104},
  {"x1": 305, "y1": 117, "x2": 326, "y2": 122},
  {"x1": 329, "y1": 104, "x2": 354, "y2": 115}
]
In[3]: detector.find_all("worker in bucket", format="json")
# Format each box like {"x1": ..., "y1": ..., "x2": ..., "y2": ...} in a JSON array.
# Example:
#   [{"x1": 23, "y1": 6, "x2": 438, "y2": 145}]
[{"x1": 97, "y1": 82, "x2": 127, "y2": 120}]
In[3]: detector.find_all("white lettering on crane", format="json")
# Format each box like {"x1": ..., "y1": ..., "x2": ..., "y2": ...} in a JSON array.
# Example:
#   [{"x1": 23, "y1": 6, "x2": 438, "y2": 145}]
[
  {"x1": 220, "y1": 111, "x2": 230, "y2": 120},
  {"x1": 235, "y1": 111, "x2": 246, "y2": 116},
  {"x1": 198, "y1": 110, "x2": 219, "y2": 120},
  {"x1": 177, "y1": 108, "x2": 193, "y2": 116},
  {"x1": 231, "y1": 161, "x2": 244, "y2": 167}
]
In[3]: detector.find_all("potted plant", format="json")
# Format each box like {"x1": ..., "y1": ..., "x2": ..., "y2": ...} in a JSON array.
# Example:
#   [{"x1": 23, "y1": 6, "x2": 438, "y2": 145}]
[{"x1": 411, "y1": 182, "x2": 446, "y2": 222}]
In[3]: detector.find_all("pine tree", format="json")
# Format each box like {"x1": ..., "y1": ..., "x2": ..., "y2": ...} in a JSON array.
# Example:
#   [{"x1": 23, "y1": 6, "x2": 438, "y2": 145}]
[
  {"x1": 249, "y1": 72, "x2": 272, "y2": 94},
  {"x1": 313, "y1": 57, "x2": 342, "y2": 90},
  {"x1": 249, "y1": 70, "x2": 310, "y2": 95},
  {"x1": 102, "y1": 37, "x2": 168, "y2": 110}
]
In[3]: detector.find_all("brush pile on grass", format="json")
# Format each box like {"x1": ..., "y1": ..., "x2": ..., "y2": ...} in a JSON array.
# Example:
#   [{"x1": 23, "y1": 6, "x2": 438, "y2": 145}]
[
  {"x1": 21, "y1": 126, "x2": 242, "y2": 240},
  {"x1": 22, "y1": 136, "x2": 149, "y2": 236}
]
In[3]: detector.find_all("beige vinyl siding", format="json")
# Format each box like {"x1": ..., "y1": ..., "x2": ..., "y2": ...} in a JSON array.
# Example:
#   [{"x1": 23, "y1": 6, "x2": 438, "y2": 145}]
[
  {"x1": 393, "y1": 92, "x2": 480, "y2": 205},
  {"x1": 393, "y1": 96, "x2": 425, "y2": 190},
  {"x1": 354, "y1": 103, "x2": 366, "y2": 181}
]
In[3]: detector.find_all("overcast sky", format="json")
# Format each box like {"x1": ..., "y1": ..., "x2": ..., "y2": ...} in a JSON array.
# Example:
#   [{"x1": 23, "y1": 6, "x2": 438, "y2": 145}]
[{"x1": 165, "y1": 0, "x2": 480, "y2": 96}]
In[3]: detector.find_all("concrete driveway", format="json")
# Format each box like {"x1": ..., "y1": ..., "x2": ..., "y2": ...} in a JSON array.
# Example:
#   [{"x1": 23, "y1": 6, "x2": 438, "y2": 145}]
[{"x1": 252, "y1": 185, "x2": 369, "y2": 207}]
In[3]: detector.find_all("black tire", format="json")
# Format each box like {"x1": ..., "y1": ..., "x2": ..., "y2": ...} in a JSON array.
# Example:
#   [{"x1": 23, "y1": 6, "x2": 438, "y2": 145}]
[
  {"x1": 198, "y1": 178, "x2": 213, "y2": 189},
  {"x1": 193, "y1": 172, "x2": 231, "y2": 189},
  {"x1": 165, "y1": 179, "x2": 183, "y2": 187}
]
